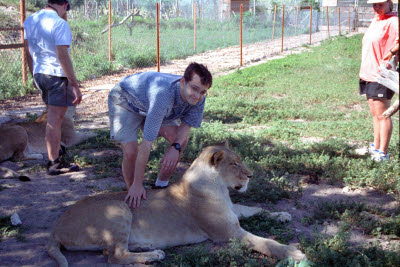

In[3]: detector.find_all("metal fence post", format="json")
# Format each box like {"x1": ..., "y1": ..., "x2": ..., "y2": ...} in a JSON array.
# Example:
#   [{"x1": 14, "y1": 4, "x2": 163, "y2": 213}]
[
  {"x1": 21, "y1": 0, "x2": 27, "y2": 86},
  {"x1": 348, "y1": 8, "x2": 351, "y2": 34},
  {"x1": 272, "y1": 5, "x2": 276, "y2": 40},
  {"x1": 108, "y1": 1, "x2": 111, "y2": 62},
  {"x1": 309, "y1": 5, "x2": 312, "y2": 45},
  {"x1": 327, "y1": 6, "x2": 330, "y2": 38},
  {"x1": 194, "y1": 3, "x2": 196, "y2": 52},
  {"x1": 295, "y1": 5, "x2": 299, "y2": 35},
  {"x1": 281, "y1": 4, "x2": 285, "y2": 53},
  {"x1": 240, "y1": 4, "x2": 243, "y2": 66},
  {"x1": 339, "y1": 7, "x2": 341, "y2": 35},
  {"x1": 156, "y1": 2, "x2": 160, "y2": 72}
]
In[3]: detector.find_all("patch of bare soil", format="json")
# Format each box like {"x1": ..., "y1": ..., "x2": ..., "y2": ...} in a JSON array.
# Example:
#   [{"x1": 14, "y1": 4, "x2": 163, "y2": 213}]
[{"x1": 2, "y1": 28, "x2": 396, "y2": 267}]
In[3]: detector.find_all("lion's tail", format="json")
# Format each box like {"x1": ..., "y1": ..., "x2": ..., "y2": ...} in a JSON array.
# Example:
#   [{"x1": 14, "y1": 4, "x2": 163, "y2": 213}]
[
  {"x1": 0, "y1": 167, "x2": 30, "y2": 181},
  {"x1": 47, "y1": 232, "x2": 68, "y2": 267}
]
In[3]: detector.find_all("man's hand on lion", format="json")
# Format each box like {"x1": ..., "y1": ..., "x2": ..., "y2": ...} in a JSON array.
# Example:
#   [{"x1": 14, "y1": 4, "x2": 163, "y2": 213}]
[
  {"x1": 125, "y1": 183, "x2": 147, "y2": 208},
  {"x1": 160, "y1": 147, "x2": 179, "y2": 173}
]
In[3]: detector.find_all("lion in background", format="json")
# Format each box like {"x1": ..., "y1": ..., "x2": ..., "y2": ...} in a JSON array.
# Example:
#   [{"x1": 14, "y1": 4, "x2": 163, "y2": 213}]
[
  {"x1": 0, "y1": 110, "x2": 95, "y2": 178},
  {"x1": 48, "y1": 144, "x2": 306, "y2": 266}
]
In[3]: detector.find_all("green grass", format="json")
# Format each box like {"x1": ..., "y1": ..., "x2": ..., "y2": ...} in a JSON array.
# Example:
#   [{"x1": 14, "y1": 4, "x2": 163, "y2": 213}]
[
  {"x1": 309, "y1": 199, "x2": 400, "y2": 238},
  {"x1": 159, "y1": 238, "x2": 272, "y2": 267},
  {"x1": 239, "y1": 212, "x2": 296, "y2": 244},
  {"x1": 196, "y1": 34, "x2": 399, "y2": 195},
  {"x1": 0, "y1": 216, "x2": 25, "y2": 243},
  {"x1": 301, "y1": 224, "x2": 400, "y2": 266}
]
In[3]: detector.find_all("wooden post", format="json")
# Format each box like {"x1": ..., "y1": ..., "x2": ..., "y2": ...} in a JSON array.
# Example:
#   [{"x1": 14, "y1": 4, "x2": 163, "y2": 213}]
[
  {"x1": 156, "y1": 3, "x2": 160, "y2": 72},
  {"x1": 21, "y1": 0, "x2": 27, "y2": 86},
  {"x1": 281, "y1": 4, "x2": 284, "y2": 53},
  {"x1": 309, "y1": 5, "x2": 312, "y2": 45},
  {"x1": 295, "y1": 5, "x2": 299, "y2": 35},
  {"x1": 108, "y1": 1, "x2": 111, "y2": 62},
  {"x1": 327, "y1": 6, "x2": 330, "y2": 38},
  {"x1": 272, "y1": 4, "x2": 276, "y2": 39},
  {"x1": 194, "y1": 3, "x2": 196, "y2": 52},
  {"x1": 339, "y1": 7, "x2": 341, "y2": 35},
  {"x1": 240, "y1": 4, "x2": 243, "y2": 66}
]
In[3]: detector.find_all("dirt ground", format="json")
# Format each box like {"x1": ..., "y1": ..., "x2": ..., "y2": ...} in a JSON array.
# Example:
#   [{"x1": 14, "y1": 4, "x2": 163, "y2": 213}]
[{"x1": 2, "y1": 27, "x2": 399, "y2": 267}]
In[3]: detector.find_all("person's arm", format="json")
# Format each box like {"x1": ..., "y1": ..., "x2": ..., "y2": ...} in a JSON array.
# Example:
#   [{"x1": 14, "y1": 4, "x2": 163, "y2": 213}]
[
  {"x1": 56, "y1": 45, "x2": 82, "y2": 105},
  {"x1": 24, "y1": 40, "x2": 34, "y2": 77},
  {"x1": 160, "y1": 123, "x2": 191, "y2": 173},
  {"x1": 24, "y1": 40, "x2": 37, "y2": 89},
  {"x1": 124, "y1": 139, "x2": 152, "y2": 208},
  {"x1": 383, "y1": 43, "x2": 399, "y2": 61}
]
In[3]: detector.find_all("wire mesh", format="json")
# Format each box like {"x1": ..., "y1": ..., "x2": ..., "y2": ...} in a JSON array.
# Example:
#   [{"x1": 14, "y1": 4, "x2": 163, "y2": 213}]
[
  {"x1": 1, "y1": 0, "x2": 397, "y2": 100},
  {"x1": 0, "y1": 5, "x2": 31, "y2": 99}
]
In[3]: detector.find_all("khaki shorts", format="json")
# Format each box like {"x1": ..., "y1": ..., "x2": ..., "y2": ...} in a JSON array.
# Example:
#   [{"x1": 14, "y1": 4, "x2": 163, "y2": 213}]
[{"x1": 108, "y1": 85, "x2": 178, "y2": 144}]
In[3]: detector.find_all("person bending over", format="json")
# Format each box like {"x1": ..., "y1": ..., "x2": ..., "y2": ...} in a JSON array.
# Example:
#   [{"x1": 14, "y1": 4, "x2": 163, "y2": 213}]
[{"x1": 108, "y1": 62, "x2": 212, "y2": 208}]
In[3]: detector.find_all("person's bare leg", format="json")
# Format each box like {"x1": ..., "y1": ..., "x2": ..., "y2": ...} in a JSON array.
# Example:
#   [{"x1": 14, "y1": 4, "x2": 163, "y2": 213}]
[
  {"x1": 373, "y1": 99, "x2": 392, "y2": 154},
  {"x1": 368, "y1": 98, "x2": 380, "y2": 149},
  {"x1": 46, "y1": 105, "x2": 68, "y2": 161},
  {"x1": 121, "y1": 141, "x2": 138, "y2": 189},
  {"x1": 157, "y1": 126, "x2": 188, "y2": 182}
]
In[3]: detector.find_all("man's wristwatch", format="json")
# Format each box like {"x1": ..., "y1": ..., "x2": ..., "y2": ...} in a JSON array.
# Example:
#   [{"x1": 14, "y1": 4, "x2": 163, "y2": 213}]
[{"x1": 171, "y1": 143, "x2": 181, "y2": 153}]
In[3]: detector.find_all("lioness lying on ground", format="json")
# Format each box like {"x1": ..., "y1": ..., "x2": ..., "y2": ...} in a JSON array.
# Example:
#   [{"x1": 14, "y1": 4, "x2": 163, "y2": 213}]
[
  {"x1": 0, "y1": 111, "x2": 95, "y2": 163},
  {"x1": 48, "y1": 144, "x2": 306, "y2": 266},
  {"x1": 0, "y1": 112, "x2": 73, "y2": 162},
  {"x1": 0, "y1": 111, "x2": 95, "y2": 178}
]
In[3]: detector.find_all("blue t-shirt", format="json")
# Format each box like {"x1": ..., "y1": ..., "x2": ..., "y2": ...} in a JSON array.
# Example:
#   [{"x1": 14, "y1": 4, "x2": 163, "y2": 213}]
[
  {"x1": 119, "y1": 72, "x2": 205, "y2": 141},
  {"x1": 23, "y1": 9, "x2": 72, "y2": 77}
]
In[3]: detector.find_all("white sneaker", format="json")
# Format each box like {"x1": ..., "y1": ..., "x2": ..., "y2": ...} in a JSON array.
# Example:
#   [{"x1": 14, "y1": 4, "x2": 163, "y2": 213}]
[
  {"x1": 368, "y1": 143, "x2": 377, "y2": 154},
  {"x1": 372, "y1": 151, "x2": 390, "y2": 162}
]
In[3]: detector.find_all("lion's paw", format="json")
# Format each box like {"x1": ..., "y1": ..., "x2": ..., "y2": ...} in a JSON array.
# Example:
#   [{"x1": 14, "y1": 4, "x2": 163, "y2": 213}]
[
  {"x1": 284, "y1": 245, "x2": 306, "y2": 262},
  {"x1": 152, "y1": 249, "x2": 165, "y2": 261}
]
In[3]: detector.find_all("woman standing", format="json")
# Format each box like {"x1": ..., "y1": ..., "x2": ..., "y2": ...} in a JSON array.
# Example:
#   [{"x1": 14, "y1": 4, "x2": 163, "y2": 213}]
[{"x1": 359, "y1": 0, "x2": 398, "y2": 161}]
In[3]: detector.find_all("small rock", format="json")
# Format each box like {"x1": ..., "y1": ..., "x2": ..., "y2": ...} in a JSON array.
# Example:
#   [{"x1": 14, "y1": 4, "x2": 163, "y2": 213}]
[{"x1": 10, "y1": 213, "x2": 22, "y2": 226}]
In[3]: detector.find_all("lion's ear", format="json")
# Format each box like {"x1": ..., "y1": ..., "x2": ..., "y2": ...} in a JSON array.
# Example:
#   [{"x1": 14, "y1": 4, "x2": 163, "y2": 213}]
[
  {"x1": 210, "y1": 150, "x2": 225, "y2": 166},
  {"x1": 34, "y1": 110, "x2": 48, "y2": 124}
]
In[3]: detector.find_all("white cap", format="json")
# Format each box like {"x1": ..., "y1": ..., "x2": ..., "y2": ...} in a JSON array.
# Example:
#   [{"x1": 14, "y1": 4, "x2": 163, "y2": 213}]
[{"x1": 367, "y1": 0, "x2": 387, "y2": 3}]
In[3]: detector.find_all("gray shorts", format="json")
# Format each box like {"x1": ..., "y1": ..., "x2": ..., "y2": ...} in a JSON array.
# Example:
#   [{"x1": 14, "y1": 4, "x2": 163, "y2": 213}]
[
  {"x1": 34, "y1": 73, "x2": 75, "y2": 106},
  {"x1": 108, "y1": 85, "x2": 178, "y2": 144}
]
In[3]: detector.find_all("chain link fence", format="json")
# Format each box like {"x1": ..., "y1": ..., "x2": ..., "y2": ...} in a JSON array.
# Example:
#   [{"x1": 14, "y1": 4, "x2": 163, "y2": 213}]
[
  {"x1": 1, "y1": 0, "x2": 397, "y2": 100},
  {"x1": 0, "y1": 4, "x2": 30, "y2": 100}
]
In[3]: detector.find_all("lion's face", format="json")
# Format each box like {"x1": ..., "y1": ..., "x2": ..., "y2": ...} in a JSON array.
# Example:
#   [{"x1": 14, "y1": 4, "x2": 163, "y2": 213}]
[{"x1": 203, "y1": 145, "x2": 253, "y2": 192}]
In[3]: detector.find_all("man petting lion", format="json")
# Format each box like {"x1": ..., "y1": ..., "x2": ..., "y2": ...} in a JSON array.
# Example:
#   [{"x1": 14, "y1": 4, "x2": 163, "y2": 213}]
[
  {"x1": 107, "y1": 62, "x2": 212, "y2": 208},
  {"x1": 48, "y1": 144, "x2": 306, "y2": 265}
]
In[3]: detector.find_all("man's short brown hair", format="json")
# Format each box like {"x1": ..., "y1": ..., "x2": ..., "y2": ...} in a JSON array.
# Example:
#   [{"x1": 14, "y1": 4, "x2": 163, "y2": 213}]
[{"x1": 184, "y1": 62, "x2": 212, "y2": 88}]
